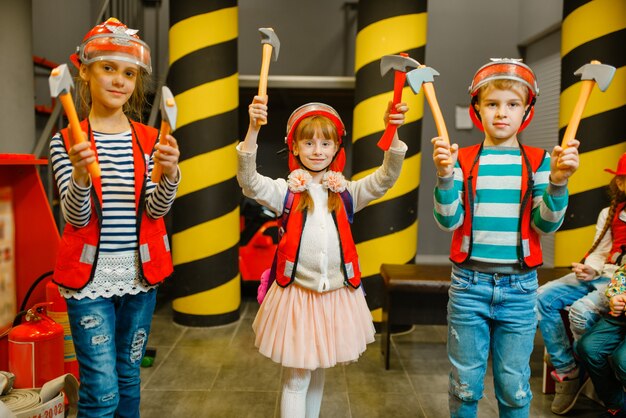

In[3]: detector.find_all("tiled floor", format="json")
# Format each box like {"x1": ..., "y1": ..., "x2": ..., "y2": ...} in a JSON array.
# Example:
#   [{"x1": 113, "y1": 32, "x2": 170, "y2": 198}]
[{"x1": 139, "y1": 297, "x2": 603, "y2": 417}]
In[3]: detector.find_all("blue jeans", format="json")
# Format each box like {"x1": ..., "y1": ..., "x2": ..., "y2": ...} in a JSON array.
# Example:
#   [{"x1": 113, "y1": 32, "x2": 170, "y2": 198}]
[
  {"x1": 576, "y1": 316, "x2": 626, "y2": 411},
  {"x1": 447, "y1": 266, "x2": 538, "y2": 418},
  {"x1": 536, "y1": 273, "x2": 609, "y2": 373},
  {"x1": 66, "y1": 289, "x2": 157, "y2": 418}
]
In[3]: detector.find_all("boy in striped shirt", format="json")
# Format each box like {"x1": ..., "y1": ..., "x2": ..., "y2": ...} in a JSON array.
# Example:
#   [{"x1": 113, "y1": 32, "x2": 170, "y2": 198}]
[{"x1": 431, "y1": 59, "x2": 580, "y2": 418}]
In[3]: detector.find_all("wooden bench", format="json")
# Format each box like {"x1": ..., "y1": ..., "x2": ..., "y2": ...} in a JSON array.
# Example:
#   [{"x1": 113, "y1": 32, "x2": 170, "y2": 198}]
[{"x1": 379, "y1": 263, "x2": 571, "y2": 371}]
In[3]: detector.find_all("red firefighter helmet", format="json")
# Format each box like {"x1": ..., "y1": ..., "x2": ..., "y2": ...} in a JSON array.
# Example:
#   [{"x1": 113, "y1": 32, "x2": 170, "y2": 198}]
[
  {"x1": 285, "y1": 103, "x2": 346, "y2": 172},
  {"x1": 70, "y1": 17, "x2": 152, "y2": 74},
  {"x1": 468, "y1": 58, "x2": 538, "y2": 132}
]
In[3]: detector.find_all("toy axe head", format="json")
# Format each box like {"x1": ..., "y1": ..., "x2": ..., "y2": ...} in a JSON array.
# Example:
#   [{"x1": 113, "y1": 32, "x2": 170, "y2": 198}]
[
  {"x1": 160, "y1": 86, "x2": 177, "y2": 131},
  {"x1": 49, "y1": 63, "x2": 74, "y2": 97},
  {"x1": 259, "y1": 28, "x2": 280, "y2": 61},
  {"x1": 407, "y1": 65, "x2": 441, "y2": 94},
  {"x1": 574, "y1": 61, "x2": 616, "y2": 92},
  {"x1": 380, "y1": 54, "x2": 420, "y2": 77}
]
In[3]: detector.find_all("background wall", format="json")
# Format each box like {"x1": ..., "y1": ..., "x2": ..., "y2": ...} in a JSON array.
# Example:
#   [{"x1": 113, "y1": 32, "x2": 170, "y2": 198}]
[{"x1": 8, "y1": 0, "x2": 564, "y2": 261}]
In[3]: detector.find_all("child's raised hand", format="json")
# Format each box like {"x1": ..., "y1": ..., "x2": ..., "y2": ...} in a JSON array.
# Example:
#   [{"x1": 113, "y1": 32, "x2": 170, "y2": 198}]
[
  {"x1": 431, "y1": 137, "x2": 458, "y2": 178},
  {"x1": 154, "y1": 135, "x2": 180, "y2": 182},
  {"x1": 384, "y1": 101, "x2": 409, "y2": 126},
  {"x1": 571, "y1": 262, "x2": 597, "y2": 282},
  {"x1": 609, "y1": 294, "x2": 626, "y2": 317},
  {"x1": 67, "y1": 128, "x2": 95, "y2": 187},
  {"x1": 549, "y1": 139, "x2": 580, "y2": 185},
  {"x1": 249, "y1": 95, "x2": 268, "y2": 130}
]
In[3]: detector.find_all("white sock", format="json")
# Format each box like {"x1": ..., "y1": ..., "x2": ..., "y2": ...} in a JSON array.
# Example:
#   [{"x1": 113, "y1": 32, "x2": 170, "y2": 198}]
[
  {"x1": 305, "y1": 368, "x2": 325, "y2": 418},
  {"x1": 281, "y1": 368, "x2": 311, "y2": 418}
]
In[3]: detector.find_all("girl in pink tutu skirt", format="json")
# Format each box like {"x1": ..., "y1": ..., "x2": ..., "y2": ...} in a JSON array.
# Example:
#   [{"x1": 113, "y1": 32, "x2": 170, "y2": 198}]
[{"x1": 237, "y1": 96, "x2": 409, "y2": 417}]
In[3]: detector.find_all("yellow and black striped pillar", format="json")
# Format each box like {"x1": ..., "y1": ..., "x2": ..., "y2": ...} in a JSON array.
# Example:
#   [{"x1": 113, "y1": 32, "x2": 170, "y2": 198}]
[
  {"x1": 555, "y1": 0, "x2": 626, "y2": 266},
  {"x1": 168, "y1": 1, "x2": 240, "y2": 326},
  {"x1": 352, "y1": 0, "x2": 426, "y2": 321}
]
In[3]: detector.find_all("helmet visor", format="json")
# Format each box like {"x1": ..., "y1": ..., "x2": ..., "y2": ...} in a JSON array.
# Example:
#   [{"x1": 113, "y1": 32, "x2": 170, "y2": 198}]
[{"x1": 78, "y1": 33, "x2": 152, "y2": 74}]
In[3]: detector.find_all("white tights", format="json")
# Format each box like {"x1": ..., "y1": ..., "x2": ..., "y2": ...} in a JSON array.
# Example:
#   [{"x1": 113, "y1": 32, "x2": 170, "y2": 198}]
[{"x1": 280, "y1": 367, "x2": 325, "y2": 418}]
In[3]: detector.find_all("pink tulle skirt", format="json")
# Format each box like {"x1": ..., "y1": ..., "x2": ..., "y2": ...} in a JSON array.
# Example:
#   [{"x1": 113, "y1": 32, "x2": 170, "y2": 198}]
[{"x1": 252, "y1": 282, "x2": 376, "y2": 370}]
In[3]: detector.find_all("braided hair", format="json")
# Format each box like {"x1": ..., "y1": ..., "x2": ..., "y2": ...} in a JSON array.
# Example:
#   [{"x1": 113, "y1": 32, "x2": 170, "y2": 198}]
[{"x1": 584, "y1": 176, "x2": 626, "y2": 259}]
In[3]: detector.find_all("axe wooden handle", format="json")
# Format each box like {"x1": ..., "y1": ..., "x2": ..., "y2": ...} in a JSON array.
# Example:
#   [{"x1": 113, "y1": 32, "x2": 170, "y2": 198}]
[
  {"x1": 422, "y1": 82, "x2": 452, "y2": 166},
  {"x1": 377, "y1": 71, "x2": 406, "y2": 151},
  {"x1": 561, "y1": 79, "x2": 594, "y2": 149},
  {"x1": 257, "y1": 43, "x2": 273, "y2": 125},
  {"x1": 151, "y1": 120, "x2": 171, "y2": 183},
  {"x1": 59, "y1": 93, "x2": 101, "y2": 178}
]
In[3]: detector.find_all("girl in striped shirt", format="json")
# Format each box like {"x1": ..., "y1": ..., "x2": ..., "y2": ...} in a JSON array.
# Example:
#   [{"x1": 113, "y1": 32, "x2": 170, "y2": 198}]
[
  {"x1": 49, "y1": 18, "x2": 179, "y2": 418},
  {"x1": 431, "y1": 59, "x2": 579, "y2": 418}
]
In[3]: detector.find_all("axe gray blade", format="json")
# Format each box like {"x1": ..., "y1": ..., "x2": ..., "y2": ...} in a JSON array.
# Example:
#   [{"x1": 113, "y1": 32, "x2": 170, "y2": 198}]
[
  {"x1": 574, "y1": 63, "x2": 616, "y2": 92},
  {"x1": 406, "y1": 67, "x2": 440, "y2": 94},
  {"x1": 259, "y1": 28, "x2": 280, "y2": 61},
  {"x1": 379, "y1": 55, "x2": 421, "y2": 77},
  {"x1": 48, "y1": 63, "x2": 74, "y2": 97},
  {"x1": 160, "y1": 86, "x2": 177, "y2": 131}
]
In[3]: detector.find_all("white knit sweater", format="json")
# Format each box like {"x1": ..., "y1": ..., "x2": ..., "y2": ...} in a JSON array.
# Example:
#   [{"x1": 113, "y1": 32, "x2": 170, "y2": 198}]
[{"x1": 236, "y1": 141, "x2": 407, "y2": 292}]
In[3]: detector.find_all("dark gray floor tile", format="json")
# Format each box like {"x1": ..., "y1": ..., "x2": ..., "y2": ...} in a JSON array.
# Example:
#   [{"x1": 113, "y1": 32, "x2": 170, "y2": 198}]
[
  {"x1": 401, "y1": 357, "x2": 451, "y2": 375},
  {"x1": 349, "y1": 392, "x2": 425, "y2": 417},
  {"x1": 213, "y1": 355, "x2": 282, "y2": 392},
  {"x1": 147, "y1": 315, "x2": 185, "y2": 346},
  {"x1": 324, "y1": 365, "x2": 348, "y2": 393},
  {"x1": 140, "y1": 390, "x2": 209, "y2": 418},
  {"x1": 319, "y1": 391, "x2": 351, "y2": 418},
  {"x1": 394, "y1": 341, "x2": 449, "y2": 362},
  {"x1": 143, "y1": 345, "x2": 222, "y2": 390},
  {"x1": 202, "y1": 390, "x2": 278, "y2": 418},
  {"x1": 392, "y1": 325, "x2": 447, "y2": 344},
  {"x1": 409, "y1": 373, "x2": 449, "y2": 394},
  {"x1": 345, "y1": 364, "x2": 414, "y2": 394},
  {"x1": 177, "y1": 323, "x2": 239, "y2": 348},
  {"x1": 140, "y1": 345, "x2": 173, "y2": 389}
]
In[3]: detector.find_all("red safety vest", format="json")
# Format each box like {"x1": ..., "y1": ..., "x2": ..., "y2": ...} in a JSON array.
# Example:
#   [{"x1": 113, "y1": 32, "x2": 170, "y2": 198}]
[
  {"x1": 609, "y1": 202, "x2": 626, "y2": 264},
  {"x1": 450, "y1": 143, "x2": 547, "y2": 269},
  {"x1": 53, "y1": 119, "x2": 173, "y2": 290},
  {"x1": 274, "y1": 190, "x2": 361, "y2": 289}
]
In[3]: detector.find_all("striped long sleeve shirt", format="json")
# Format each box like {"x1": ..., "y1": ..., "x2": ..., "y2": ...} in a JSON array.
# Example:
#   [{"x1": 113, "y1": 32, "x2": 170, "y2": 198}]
[
  {"x1": 433, "y1": 146, "x2": 568, "y2": 267},
  {"x1": 49, "y1": 130, "x2": 179, "y2": 299}
]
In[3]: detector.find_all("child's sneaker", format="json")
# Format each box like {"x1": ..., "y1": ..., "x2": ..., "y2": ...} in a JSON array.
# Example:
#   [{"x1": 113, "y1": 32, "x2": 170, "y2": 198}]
[{"x1": 550, "y1": 369, "x2": 589, "y2": 415}]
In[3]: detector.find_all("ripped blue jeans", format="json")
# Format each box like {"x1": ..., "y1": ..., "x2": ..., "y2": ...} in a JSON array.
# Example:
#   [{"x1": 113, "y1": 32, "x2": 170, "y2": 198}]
[
  {"x1": 536, "y1": 273, "x2": 610, "y2": 374},
  {"x1": 66, "y1": 289, "x2": 157, "y2": 418},
  {"x1": 447, "y1": 266, "x2": 537, "y2": 418}
]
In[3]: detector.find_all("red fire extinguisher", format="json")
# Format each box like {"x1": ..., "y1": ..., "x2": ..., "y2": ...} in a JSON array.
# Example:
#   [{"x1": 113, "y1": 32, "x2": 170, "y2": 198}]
[
  {"x1": 46, "y1": 281, "x2": 80, "y2": 380},
  {"x1": 8, "y1": 302, "x2": 64, "y2": 388}
]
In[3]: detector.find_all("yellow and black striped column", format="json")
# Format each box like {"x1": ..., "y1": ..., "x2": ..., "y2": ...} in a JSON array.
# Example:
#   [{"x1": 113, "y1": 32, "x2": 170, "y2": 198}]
[
  {"x1": 168, "y1": 1, "x2": 240, "y2": 326},
  {"x1": 352, "y1": 0, "x2": 426, "y2": 321},
  {"x1": 555, "y1": 0, "x2": 626, "y2": 267}
]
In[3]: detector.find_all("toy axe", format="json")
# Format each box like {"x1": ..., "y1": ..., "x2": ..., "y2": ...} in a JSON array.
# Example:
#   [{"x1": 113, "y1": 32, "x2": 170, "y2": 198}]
[
  {"x1": 407, "y1": 64, "x2": 452, "y2": 165},
  {"x1": 257, "y1": 28, "x2": 280, "y2": 125},
  {"x1": 561, "y1": 60, "x2": 616, "y2": 149},
  {"x1": 379, "y1": 53, "x2": 420, "y2": 151},
  {"x1": 49, "y1": 63, "x2": 101, "y2": 177},
  {"x1": 151, "y1": 86, "x2": 178, "y2": 183}
]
